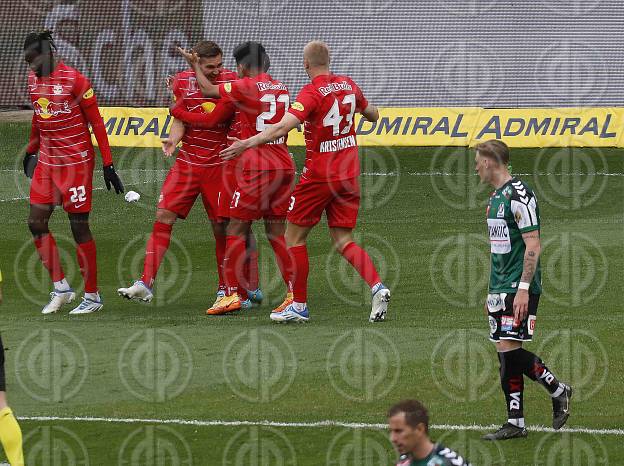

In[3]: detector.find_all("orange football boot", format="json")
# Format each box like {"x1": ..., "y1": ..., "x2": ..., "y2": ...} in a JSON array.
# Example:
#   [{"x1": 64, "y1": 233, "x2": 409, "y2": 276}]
[
  {"x1": 206, "y1": 293, "x2": 241, "y2": 315},
  {"x1": 272, "y1": 292, "x2": 294, "y2": 313}
]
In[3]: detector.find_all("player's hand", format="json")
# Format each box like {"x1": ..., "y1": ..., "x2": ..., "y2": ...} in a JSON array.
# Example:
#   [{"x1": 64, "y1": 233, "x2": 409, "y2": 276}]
[
  {"x1": 161, "y1": 138, "x2": 177, "y2": 157},
  {"x1": 177, "y1": 47, "x2": 198, "y2": 67},
  {"x1": 103, "y1": 164, "x2": 124, "y2": 194},
  {"x1": 513, "y1": 290, "x2": 529, "y2": 323},
  {"x1": 165, "y1": 75, "x2": 174, "y2": 91},
  {"x1": 23, "y1": 152, "x2": 37, "y2": 178},
  {"x1": 220, "y1": 136, "x2": 247, "y2": 160}
]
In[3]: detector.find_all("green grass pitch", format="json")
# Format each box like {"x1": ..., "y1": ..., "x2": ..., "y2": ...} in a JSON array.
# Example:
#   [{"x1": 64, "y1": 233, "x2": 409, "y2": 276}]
[{"x1": 0, "y1": 121, "x2": 622, "y2": 465}]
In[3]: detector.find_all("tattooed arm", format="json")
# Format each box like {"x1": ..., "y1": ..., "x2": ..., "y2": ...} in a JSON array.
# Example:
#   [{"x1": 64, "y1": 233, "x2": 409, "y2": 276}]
[{"x1": 513, "y1": 231, "x2": 541, "y2": 321}]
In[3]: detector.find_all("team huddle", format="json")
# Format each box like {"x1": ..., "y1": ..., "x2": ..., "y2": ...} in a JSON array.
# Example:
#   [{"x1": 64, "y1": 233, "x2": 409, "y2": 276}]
[
  {"x1": 23, "y1": 33, "x2": 390, "y2": 323},
  {"x1": 17, "y1": 30, "x2": 573, "y2": 464}
]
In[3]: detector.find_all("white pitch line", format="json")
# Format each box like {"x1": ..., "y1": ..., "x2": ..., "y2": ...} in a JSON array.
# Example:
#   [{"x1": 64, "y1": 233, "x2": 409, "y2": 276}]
[{"x1": 16, "y1": 415, "x2": 624, "y2": 436}]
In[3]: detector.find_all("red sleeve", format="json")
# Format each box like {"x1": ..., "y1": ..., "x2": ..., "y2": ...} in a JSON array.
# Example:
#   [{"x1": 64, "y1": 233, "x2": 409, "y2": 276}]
[
  {"x1": 288, "y1": 86, "x2": 319, "y2": 122},
  {"x1": 354, "y1": 81, "x2": 369, "y2": 112},
  {"x1": 74, "y1": 73, "x2": 113, "y2": 166},
  {"x1": 171, "y1": 100, "x2": 235, "y2": 129},
  {"x1": 218, "y1": 80, "x2": 245, "y2": 104},
  {"x1": 27, "y1": 114, "x2": 40, "y2": 154}
]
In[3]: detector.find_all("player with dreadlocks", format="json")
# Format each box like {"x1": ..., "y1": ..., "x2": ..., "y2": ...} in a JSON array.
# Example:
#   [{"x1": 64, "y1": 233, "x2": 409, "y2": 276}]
[{"x1": 24, "y1": 30, "x2": 124, "y2": 315}]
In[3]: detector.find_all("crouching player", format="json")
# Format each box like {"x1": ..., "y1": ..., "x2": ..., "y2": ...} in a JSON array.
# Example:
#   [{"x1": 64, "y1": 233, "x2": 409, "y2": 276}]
[
  {"x1": 221, "y1": 41, "x2": 390, "y2": 322},
  {"x1": 24, "y1": 30, "x2": 124, "y2": 315}
]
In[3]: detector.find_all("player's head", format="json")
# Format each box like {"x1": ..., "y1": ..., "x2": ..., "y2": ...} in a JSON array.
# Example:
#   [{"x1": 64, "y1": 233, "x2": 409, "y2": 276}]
[
  {"x1": 474, "y1": 139, "x2": 510, "y2": 185},
  {"x1": 192, "y1": 41, "x2": 224, "y2": 82},
  {"x1": 303, "y1": 40, "x2": 330, "y2": 77},
  {"x1": 24, "y1": 30, "x2": 57, "y2": 78},
  {"x1": 387, "y1": 400, "x2": 430, "y2": 455},
  {"x1": 232, "y1": 41, "x2": 270, "y2": 78}
]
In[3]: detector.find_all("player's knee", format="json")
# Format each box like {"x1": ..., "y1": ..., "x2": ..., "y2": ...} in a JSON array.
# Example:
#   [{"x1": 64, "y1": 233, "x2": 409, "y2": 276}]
[
  {"x1": 27, "y1": 216, "x2": 49, "y2": 237},
  {"x1": 156, "y1": 209, "x2": 178, "y2": 225},
  {"x1": 330, "y1": 230, "x2": 353, "y2": 252}
]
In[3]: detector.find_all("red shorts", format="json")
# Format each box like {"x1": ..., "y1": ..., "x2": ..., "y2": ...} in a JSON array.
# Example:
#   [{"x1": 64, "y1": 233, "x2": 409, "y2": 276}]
[
  {"x1": 287, "y1": 177, "x2": 360, "y2": 228},
  {"x1": 30, "y1": 160, "x2": 95, "y2": 213},
  {"x1": 158, "y1": 160, "x2": 225, "y2": 220},
  {"x1": 229, "y1": 169, "x2": 295, "y2": 221}
]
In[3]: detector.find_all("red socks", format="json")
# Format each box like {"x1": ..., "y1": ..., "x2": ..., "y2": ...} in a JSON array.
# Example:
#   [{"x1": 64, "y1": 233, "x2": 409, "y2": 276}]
[
  {"x1": 33, "y1": 233, "x2": 64, "y2": 282},
  {"x1": 224, "y1": 235, "x2": 246, "y2": 296},
  {"x1": 340, "y1": 242, "x2": 381, "y2": 287},
  {"x1": 269, "y1": 236, "x2": 293, "y2": 291},
  {"x1": 76, "y1": 240, "x2": 98, "y2": 293},
  {"x1": 141, "y1": 222, "x2": 173, "y2": 289},
  {"x1": 214, "y1": 233, "x2": 227, "y2": 290},
  {"x1": 289, "y1": 244, "x2": 309, "y2": 302},
  {"x1": 243, "y1": 249, "x2": 259, "y2": 291}
]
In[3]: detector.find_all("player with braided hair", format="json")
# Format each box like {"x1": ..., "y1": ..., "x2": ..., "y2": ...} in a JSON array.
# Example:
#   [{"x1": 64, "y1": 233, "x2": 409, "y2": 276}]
[{"x1": 24, "y1": 30, "x2": 124, "y2": 315}]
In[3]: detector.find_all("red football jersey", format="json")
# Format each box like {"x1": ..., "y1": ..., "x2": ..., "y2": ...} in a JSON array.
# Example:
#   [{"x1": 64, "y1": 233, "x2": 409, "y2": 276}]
[
  {"x1": 28, "y1": 62, "x2": 97, "y2": 167},
  {"x1": 218, "y1": 73, "x2": 294, "y2": 171},
  {"x1": 288, "y1": 74, "x2": 368, "y2": 181},
  {"x1": 172, "y1": 69, "x2": 237, "y2": 167}
]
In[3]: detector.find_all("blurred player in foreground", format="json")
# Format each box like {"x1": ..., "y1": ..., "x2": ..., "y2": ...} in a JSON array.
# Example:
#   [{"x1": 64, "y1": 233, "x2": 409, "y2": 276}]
[
  {"x1": 0, "y1": 335, "x2": 24, "y2": 465},
  {"x1": 221, "y1": 41, "x2": 390, "y2": 323},
  {"x1": 388, "y1": 399, "x2": 471, "y2": 466},
  {"x1": 24, "y1": 30, "x2": 124, "y2": 315},
  {"x1": 476, "y1": 139, "x2": 572, "y2": 440},
  {"x1": 177, "y1": 42, "x2": 295, "y2": 315},
  {"x1": 118, "y1": 41, "x2": 262, "y2": 309}
]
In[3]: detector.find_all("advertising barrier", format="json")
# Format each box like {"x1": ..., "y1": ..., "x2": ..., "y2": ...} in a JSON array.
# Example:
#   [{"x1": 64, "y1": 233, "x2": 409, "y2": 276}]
[{"x1": 96, "y1": 107, "x2": 624, "y2": 148}]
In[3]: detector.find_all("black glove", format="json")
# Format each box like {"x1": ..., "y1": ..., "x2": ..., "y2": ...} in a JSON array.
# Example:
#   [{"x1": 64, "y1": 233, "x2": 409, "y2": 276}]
[
  {"x1": 23, "y1": 153, "x2": 37, "y2": 178},
  {"x1": 103, "y1": 164, "x2": 124, "y2": 194}
]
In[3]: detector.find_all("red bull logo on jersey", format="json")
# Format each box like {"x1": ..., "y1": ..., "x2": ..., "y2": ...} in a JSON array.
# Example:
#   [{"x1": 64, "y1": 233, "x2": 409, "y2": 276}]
[
  {"x1": 318, "y1": 81, "x2": 353, "y2": 97},
  {"x1": 34, "y1": 98, "x2": 72, "y2": 120},
  {"x1": 201, "y1": 102, "x2": 216, "y2": 113}
]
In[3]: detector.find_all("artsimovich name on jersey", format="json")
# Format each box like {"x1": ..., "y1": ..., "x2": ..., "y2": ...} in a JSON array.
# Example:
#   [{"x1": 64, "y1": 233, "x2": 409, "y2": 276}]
[{"x1": 319, "y1": 135, "x2": 356, "y2": 152}]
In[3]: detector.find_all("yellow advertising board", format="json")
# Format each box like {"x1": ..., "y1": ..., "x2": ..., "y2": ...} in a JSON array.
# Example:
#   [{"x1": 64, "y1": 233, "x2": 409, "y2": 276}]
[{"x1": 95, "y1": 107, "x2": 624, "y2": 148}]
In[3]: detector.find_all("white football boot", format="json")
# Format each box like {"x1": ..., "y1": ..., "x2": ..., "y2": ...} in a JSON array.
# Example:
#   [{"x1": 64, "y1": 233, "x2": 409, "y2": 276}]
[
  {"x1": 370, "y1": 284, "x2": 390, "y2": 322},
  {"x1": 41, "y1": 289, "x2": 76, "y2": 314},
  {"x1": 117, "y1": 280, "x2": 153, "y2": 302},
  {"x1": 69, "y1": 296, "x2": 104, "y2": 315}
]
